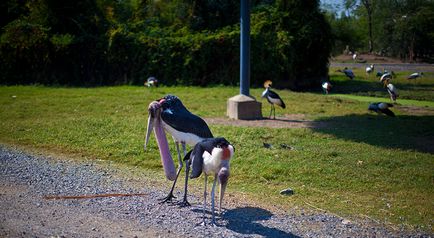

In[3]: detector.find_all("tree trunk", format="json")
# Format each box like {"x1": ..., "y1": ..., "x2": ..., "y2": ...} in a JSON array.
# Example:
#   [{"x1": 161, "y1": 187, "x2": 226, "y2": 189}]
[{"x1": 362, "y1": 0, "x2": 374, "y2": 53}]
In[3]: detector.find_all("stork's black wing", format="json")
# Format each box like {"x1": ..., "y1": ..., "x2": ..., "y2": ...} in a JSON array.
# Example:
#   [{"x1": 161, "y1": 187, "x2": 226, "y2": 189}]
[
  {"x1": 161, "y1": 107, "x2": 213, "y2": 139},
  {"x1": 381, "y1": 108, "x2": 395, "y2": 117}
]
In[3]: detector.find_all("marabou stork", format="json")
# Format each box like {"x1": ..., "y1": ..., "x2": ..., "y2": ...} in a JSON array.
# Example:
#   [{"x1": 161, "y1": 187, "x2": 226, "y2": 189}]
[
  {"x1": 145, "y1": 77, "x2": 159, "y2": 87},
  {"x1": 337, "y1": 68, "x2": 355, "y2": 80},
  {"x1": 368, "y1": 102, "x2": 395, "y2": 117},
  {"x1": 145, "y1": 95, "x2": 213, "y2": 205},
  {"x1": 322, "y1": 81, "x2": 332, "y2": 94},
  {"x1": 386, "y1": 83, "x2": 398, "y2": 103},
  {"x1": 366, "y1": 64, "x2": 374, "y2": 78},
  {"x1": 184, "y1": 137, "x2": 234, "y2": 226},
  {"x1": 261, "y1": 80, "x2": 286, "y2": 119},
  {"x1": 408, "y1": 72, "x2": 423, "y2": 80}
]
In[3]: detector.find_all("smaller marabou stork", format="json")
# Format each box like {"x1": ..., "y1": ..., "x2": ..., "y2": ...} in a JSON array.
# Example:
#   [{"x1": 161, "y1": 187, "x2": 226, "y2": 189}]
[
  {"x1": 261, "y1": 80, "x2": 286, "y2": 119},
  {"x1": 408, "y1": 72, "x2": 423, "y2": 80},
  {"x1": 366, "y1": 64, "x2": 374, "y2": 78},
  {"x1": 184, "y1": 137, "x2": 234, "y2": 226},
  {"x1": 322, "y1": 81, "x2": 332, "y2": 94},
  {"x1": 368, "y1": 102, "x2": 395, "y2": 117},
  {"x1": 145, "y1": 77, "x2": 159, "y2": 87},
  {"x1": 337, "y1": 68, "x2": 355, "y2": 80},
  {"x1": 386, "y1": 83, "x2": 398, "y2": 103}
]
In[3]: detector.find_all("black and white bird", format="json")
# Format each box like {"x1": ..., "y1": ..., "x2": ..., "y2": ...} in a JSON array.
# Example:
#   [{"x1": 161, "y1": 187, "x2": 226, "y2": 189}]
[
  {"x1": 386, "y1": 83, "x2": 398, "y2": 103},
  {"x1": 408, "y1": 72, "x2": 423, "y2": 80},
  {"x1": 145, "y1": 76, "x2": 159, "y2": 87},
  {"x1": 322, "y1": 81, "x2": 332, "y2": 94},
  {"x1": 366, "y1": 64, "x2": 374, "y2": 78},
  {"x1": 261, "y1": 80, "x2": 286, "y2": 119},
  {"x1": 368, "y1": 102, "x2": 395, "y2": 117},
  {"x1": 184, "y1": 137, "x2": 234, "y2": 226},
  {"x1": 145, "y1": 95, "x2": 213, "y2": 205},
  {"x1": 380, "y1": 72, "x2": 392, "y2": 87},
  {"x1": 338, "y1": 68, "x2": 355, "y2": 80}
]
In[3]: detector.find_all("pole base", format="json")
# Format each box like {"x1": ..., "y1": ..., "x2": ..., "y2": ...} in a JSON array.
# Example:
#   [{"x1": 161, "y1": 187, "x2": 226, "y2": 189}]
[{"x1": 227, "y1": 94, "x2": 262, "y2": 120}]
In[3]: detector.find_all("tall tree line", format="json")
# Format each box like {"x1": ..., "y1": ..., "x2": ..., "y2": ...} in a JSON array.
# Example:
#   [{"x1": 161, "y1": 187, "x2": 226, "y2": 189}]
[
  {"x1": 325, "y1": 0, "x2": 434, "y2": 62},
  {"x1": 1, "y1": 0, "x2": 332, "y2": 89}
]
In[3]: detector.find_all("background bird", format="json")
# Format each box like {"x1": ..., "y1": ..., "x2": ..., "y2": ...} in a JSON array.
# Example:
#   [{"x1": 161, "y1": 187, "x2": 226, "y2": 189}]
[
  {"x1": 337, "y1": 67, "x2": 355, "y2": 80},
  {"x1": 380, "y1": 72, "x2": 392, "y2": 87},
  {"x1": 184, "y1": 137, "x2": 234, "y2": 226},
  {"x1": 145, "y1": 95, "x2": 213, "y2": 205},
  {"x1": 261, "y1": 80, "x2": 286, "y2": 119},
  {"x1": 322, "y1": 81, "x2": 332, "y2": 94},
  {"x1": 366, "y1": 64, "x2": 374, "y2": 78},
  {"x1": 145, "y1": 76, "x2": 159, "y2": 87},
  {"x1": 408, "y1": 72, "x2": 423, "y2": 80},
  {"x1": 386, "y1": 83, "x2": 398, "y2": 103},
  {"x1": 368, "y1": 102, "x2": 395, "y2": 117}
]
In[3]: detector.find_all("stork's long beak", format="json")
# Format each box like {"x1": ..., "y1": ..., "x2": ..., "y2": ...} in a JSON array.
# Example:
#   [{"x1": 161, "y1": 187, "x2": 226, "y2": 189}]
[
  {"x1": 219, "y1": 180, "x2": 227, "y2": 215},
  {"x1": 144, "y1": 114, "x2": 153, "y2": 151}
]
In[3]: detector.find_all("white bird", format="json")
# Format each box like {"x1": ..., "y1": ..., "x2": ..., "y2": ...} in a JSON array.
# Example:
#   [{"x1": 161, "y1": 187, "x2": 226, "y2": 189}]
[
  {"x1": 352, "y1": 53, "x2": 357, "y2": 62},
  {"x1": 185, "y1": 137, "x2": 234, "y2": 226},
  {"x1": 322, "y1": 81, "x2": 332, "y2": 94},
  {"x1": 366, "y1": 64, "x2": 374, "y2": 78},
  {"x1": 386, "y1": 83, "x2": 398, "y2": 102},
  {"x1": 145, "y1": 76, "x2": 159, "y2": 87},
  {"x1": 408, "y1": 72, "x2": 423, "y2": 80}
]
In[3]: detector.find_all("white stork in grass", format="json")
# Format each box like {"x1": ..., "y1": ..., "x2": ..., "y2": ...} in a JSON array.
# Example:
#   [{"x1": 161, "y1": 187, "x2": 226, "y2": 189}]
[
  {"x1": 368, "y1": 102, "x2": 395, "y2": 117},
  {"x1": 261, "y1": 80, "x2": 286, "y2": 119},
  {"x1": 408, "y1": 72, "x2": 423, "y2": 80},
  {"x1": 185, "y1": 137, "x2": 234, "y2": 226},
  {"x1": 386, "y1": 83, "x2": 398, "y2": 103}
]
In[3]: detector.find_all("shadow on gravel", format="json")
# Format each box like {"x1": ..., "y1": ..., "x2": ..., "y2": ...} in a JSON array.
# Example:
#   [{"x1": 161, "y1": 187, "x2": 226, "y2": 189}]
[
  {"x1": 223, "y1": 207, "x2": 300, "y2": 238},
  {"x1": 313, "y1": 114, "x2": 434, "y2": 154}
]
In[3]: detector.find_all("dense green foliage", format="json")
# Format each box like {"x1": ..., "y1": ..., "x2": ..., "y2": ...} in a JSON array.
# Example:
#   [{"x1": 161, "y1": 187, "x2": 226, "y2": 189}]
[
  {"x1": 323, "y1": 0, "x2": 434, "y2": 62},
  {"x1": 1, "y1": 0, "x2": 332, "y2": 90}
]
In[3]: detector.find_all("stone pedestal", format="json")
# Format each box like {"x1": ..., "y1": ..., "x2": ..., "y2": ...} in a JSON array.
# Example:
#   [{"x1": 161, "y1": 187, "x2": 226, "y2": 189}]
[{"x1": 227, "y1": 94, "x2": 262, "y2": 120}]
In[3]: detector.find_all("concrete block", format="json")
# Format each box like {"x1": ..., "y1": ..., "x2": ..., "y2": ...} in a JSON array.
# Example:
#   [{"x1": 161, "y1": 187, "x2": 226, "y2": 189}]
[{"x1": 227, "y1": 94, "x2": 262, "y2": 120}]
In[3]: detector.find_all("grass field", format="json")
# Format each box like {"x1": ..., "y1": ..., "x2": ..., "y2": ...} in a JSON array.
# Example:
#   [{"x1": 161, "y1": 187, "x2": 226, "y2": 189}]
[{"x1": 0, "y1": 72, "x2": 433, "y2": 232}]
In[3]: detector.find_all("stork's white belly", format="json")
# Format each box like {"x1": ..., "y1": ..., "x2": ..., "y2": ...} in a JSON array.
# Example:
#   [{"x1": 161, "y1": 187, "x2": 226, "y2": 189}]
[
  {"x1": 161, "y1": 120, "x2": 203, "y2": 146},
  {"x1": 267, "y1": 96, "x2": 282, "y2": 105}
]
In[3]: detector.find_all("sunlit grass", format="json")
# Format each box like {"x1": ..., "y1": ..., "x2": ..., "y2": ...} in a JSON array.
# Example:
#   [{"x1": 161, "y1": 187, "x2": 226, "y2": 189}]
[{"x1": 0, "y1": 85, "x2": 433, "y2": 231}]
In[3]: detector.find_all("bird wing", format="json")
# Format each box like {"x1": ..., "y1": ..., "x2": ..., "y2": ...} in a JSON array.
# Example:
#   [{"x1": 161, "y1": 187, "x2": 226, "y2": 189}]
[
  {"x1": 161, "y1": 108, "x2": 213, "y2": 138},
  {"x1": 267, "y1": 90, "x2": 286, "y2": 108},
  {"x1": 188, "y1": 139, "x2": 217, "y2": 178},
  {"x1": 381, "y1": 108, "x2": 395, "y2": 117}
]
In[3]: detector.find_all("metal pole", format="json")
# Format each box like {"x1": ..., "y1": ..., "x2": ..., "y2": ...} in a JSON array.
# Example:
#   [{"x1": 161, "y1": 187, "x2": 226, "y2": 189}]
[{"x1": 240, "y1": 0, "x2": 250, "y2": 96}]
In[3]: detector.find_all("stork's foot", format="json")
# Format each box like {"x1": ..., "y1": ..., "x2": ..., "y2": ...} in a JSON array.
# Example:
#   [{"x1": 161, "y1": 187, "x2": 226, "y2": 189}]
[
  {"x1": 158, "y1": 193, "x2": 176, "y2": 204},
  {"x1": 178, "y1": 199, "x2": 191, "y2": 207}
]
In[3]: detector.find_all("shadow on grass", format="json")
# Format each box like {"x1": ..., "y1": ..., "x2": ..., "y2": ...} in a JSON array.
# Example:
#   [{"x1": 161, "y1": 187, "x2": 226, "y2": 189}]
[
  {"x1": 313, "y1": 114, "x2": 434, "y2": 154},
  {"x1": 223, "y1": 207, "x2": 300, "y2": 238}
]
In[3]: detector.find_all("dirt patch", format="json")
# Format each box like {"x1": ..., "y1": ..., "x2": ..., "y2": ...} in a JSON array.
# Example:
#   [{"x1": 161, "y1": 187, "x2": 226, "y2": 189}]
[
  {"x1": 332, "y1": 54, "x2": 404, "y2": 64},
  {"x1": 205, "y1": 114, "x2": 328, "y2": 129},
  {"x1": 395, "y1": 105, "x2": 434, "y2": 116}
]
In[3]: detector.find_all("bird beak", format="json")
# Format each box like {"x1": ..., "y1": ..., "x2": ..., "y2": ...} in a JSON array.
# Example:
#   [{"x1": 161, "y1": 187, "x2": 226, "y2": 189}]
[
  {"x1": 144, "y1": 114, "x2": 153, "y2": 151},
  {"x1": 219, "y1": 180, "x2": 227, "y2": 215}
]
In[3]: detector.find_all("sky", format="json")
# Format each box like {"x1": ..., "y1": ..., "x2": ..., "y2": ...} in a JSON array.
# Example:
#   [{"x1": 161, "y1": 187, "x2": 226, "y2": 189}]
[{"x1": 320, "y1": 0, "x2": 345, "y2": 13}]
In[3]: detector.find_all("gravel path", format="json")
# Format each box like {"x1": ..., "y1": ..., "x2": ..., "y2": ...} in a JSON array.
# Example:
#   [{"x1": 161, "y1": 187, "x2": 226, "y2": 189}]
[{"x1": 0, "y1": 146, "x2": 431, "y2": 237}]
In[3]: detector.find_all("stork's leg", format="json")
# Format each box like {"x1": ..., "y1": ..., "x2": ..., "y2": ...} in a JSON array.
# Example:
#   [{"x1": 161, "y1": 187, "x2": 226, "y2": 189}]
[
  {"x1": 201, "y1": 175, "x2": 208, "y2": 226},
  {"x1": 158, "y1": 141, "x2": 183, "y2": 203},
  {"x1": 272, "y1": 105, "x2": 276, "y2": 119},
  {"x1": 179, "y1": 142, "x2": 191, "y2": 207},
  {"x1": 210, "y1": 175, "x2": 218, "y2": 226}
]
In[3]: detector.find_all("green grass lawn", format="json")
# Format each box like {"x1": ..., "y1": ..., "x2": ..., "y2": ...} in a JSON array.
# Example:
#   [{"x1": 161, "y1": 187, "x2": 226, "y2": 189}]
[{"x1": 0, "y1": 85, "x2": 433, "y2": 232}]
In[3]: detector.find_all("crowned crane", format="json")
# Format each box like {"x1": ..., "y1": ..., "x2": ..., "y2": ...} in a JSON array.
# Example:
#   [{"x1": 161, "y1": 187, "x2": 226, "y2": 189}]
[
  {"x1": 386, "y1": 83, "x2": 398, "y2": 103},
  {"x1": 184, "y1": 137, "x2": 234, "y2": 226},
  {"x1": 368, "y1": 102, "x2": 395, "y2": 117},
  {"x1": 380, "y1": 72, "x2": 392, "y2": 87},
  {"x1": 145, "y1": 95, "x2": 213, "y2": 205},
  {"x1": 261, "y1": 80, "x2": 286, "y2": 119},
  {"x1": 145, "y1": 76, "x2": 159, "y2": 87},
  {"x1": 366, "y1": 64, "x2": 374, "y2": 78},
  {"x1": 337, "y1": 67, "x2": 355, "y2": 80},
  {"x1": 322, "y1": 81, "x2": 332, "y2": 94},
  {"x1": 408, "y1": 72, "x2": 423, "y2": 80}
]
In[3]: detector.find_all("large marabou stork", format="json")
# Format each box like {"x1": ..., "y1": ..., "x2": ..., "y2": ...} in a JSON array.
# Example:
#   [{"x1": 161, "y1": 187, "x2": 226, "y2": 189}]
[
  {"x1": 386, "y1": 83, "x2": 398, "y2": 103},
  {"x1": 368, "y1": 102, "x2": 395, "y2": 117},
  {"x1": 184, "y1": 137, "x2": 235, "y2": 226},
  {"x1": 145, "y1": 95, "x2": 213, "y2": 205},
  {"x1": 261, "y1": 80, "x2": 286, "y2": 119}
]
